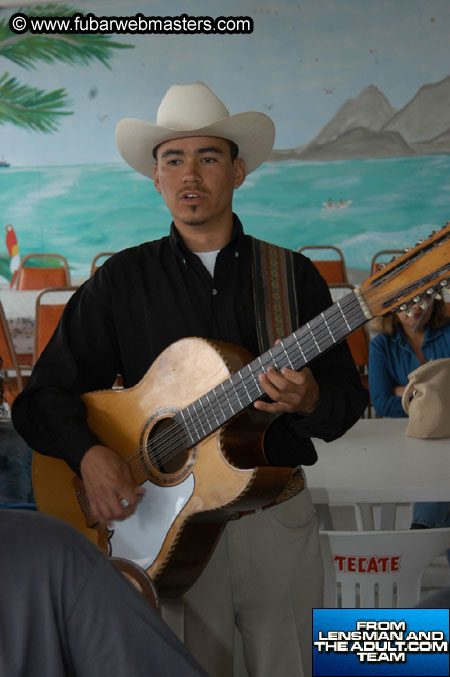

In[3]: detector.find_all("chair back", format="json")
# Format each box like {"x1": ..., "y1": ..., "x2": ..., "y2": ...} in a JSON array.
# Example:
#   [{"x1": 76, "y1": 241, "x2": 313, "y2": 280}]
[
  {"x1": 346, "y1": 325, "x2": 371, "y2": 415},
  {"x1": 320, "y1": 527, "x2": 450, "y2": 608},
  {"x1": 90, "y1": 252, "x2": 115, "y2": 277},
  {"x1": 17, "y1": 254, "x2": 71, "y2": 290},
  {"x1": 33, "y1": 287, "x2": 78, "y2": 363},
  {"x1": 370, "y1": 249, "x2": 404, "y2": 275},
  {"x1": 297, "y1": 245, "x2": 348, "y2": 283},
  {"x1": 346, "y1": 327, "x2": 370, "y2": 369},
  {"x1": 329, "y1": 283, "x2": 370, "y2": 410},
  {"x1": 0, "y1": 300, "x2": 23, "y2": 401}
]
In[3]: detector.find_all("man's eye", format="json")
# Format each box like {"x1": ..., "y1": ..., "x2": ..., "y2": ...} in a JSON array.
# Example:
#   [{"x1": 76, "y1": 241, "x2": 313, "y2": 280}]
[
  {"x1": 202, "y1": 157, "x2": 216, "y2": 163},
  {"x1": 167, "y1": 159, "x2": 181, "y2": 165}
]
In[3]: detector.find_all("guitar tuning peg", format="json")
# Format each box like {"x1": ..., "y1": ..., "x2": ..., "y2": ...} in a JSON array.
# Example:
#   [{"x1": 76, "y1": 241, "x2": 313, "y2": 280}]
[
  {"x1": 433, "y1": 293, "x2": 442, "y2": 300},
  {"x1": 416, "y1": 238, "x2": 425, "y2": 244},
  {"x1": 426, "y1": 288, "x2": 434, "y2": 295},
  {"x1": 440, "y1": 279, "x2": 448, "y2": 287},
  {"x1": 419, "y1": 301, "x2": 428, "y2": 310},
  {"x1": 405, "y1": 309, "x2": 413, "y2": 317},
  {"x1": 399, "y1": 304, "x2": 408, "y2": 311},
  {"x1": 413, "y1": 296, "x2": 421, "y2": 303},
  {"x1": 403, "y1": 246, "x2": 412, "y2": 252}
]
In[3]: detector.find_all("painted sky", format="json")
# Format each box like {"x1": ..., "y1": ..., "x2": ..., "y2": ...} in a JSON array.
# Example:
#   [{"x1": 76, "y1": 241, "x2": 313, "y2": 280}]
[{"x1": 1, "y1": 0, "x2": 449, "y2": 166}]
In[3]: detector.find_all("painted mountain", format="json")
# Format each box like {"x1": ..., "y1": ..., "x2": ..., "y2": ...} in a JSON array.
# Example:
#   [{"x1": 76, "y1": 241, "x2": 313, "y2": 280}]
[{"x1": 271, "y1": 75, "x2": 450, "y2": 161}]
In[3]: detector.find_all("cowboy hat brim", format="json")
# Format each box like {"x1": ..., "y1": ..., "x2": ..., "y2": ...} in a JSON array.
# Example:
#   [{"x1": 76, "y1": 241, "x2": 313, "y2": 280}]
[{"x1": 115, "y1": 111, "x2": 275, "y2": 178}]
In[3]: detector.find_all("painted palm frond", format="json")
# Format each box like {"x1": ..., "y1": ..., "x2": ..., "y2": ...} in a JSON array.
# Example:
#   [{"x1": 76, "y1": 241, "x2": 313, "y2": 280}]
[
  {"x1": 0, "y1": 4, "x2": 132, "y2": 70},
  {"x1": 0, "y1": 73, "x2": 72, "y2": 132},
  {"x1": 0, "y1": 255, "x2": 12, "y2": 282}
]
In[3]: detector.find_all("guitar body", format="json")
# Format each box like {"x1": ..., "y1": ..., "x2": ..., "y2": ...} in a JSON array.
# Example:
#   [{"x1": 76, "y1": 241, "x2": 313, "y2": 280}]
[{"x1": 33, "y1": 337, "x2": 294, "y2": 597}]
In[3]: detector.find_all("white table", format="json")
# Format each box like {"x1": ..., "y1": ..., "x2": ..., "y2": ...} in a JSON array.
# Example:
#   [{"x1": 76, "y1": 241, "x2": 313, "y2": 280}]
[{"x1": 306, "y1": 418, "x2": 450, "y2": 529}]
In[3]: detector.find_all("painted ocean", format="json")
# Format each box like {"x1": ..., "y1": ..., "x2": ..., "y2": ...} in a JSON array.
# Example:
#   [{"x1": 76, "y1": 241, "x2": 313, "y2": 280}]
[{"x1": 0, "y1": 154, "x2": 449, "y2": 280}]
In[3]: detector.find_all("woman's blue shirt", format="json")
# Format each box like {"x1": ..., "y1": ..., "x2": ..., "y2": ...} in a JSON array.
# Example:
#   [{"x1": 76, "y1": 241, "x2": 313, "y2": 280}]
[{"x1": 368, "y1": 322, "x2": 450, "y2": 418}]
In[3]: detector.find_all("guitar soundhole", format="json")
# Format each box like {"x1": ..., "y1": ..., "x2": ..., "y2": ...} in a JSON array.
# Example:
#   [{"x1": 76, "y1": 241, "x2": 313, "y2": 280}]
[{"x1": 145, "y1": 417, "x2": 189, "y2": 474}]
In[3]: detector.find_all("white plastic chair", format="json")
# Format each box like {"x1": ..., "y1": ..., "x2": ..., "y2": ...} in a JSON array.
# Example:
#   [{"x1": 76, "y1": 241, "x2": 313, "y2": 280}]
[
  {"x1": 320, "y1": 527, "x2": 450, "y2": 608},
  {"x1": 316, "y1": 502, "x2": 413, "y2": 531}
]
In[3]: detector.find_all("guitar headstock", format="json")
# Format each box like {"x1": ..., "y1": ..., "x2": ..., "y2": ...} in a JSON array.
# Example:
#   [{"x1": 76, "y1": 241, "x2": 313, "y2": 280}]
[{"x1": 360, "y1": 221, "x2": 450, "y2": 317}]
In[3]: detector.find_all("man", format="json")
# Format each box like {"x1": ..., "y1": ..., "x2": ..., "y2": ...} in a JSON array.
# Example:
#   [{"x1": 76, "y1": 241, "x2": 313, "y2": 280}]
[{"x1": 13, "y1": 82, "x2": 368, "y2": 676}]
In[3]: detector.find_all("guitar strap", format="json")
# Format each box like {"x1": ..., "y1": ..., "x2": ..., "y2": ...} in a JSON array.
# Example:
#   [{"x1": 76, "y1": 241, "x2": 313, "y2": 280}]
[{"x1": 250, "y1": 237, "x2": 299, "y2": 353}]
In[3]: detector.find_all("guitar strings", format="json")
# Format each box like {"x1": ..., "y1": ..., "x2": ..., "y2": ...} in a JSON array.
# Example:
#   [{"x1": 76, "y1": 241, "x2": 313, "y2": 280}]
[
  {"x1": 75, "y1": 294, "x2": 366, "y2": 512},
  {"x1": 126, "y1": 289, "x2": 387, "y2": 468},
  {"x1": 77, "y1": 273, "x2": 434, "y2": 512},
  {"x1": 81, "y1": 293, "x2": 367, "y2": 497},
  {"x1": 131, "y1": 292, "x2": 371, "y2": 471},
  {"x1": 124, "y1": 277, "x2": 419, "y2": 470},
  {"x1": 111, "y1": 239, "x2": 448, "y2": 478}
]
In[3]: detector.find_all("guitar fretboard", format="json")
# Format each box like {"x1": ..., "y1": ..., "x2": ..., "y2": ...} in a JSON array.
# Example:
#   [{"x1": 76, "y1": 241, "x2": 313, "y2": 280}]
[{"x1": 174, "y1": 290, "x2": 368, "y2": 447}]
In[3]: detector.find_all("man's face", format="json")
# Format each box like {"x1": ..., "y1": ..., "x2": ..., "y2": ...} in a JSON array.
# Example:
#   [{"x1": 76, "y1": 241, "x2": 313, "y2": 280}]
[{"x1": 153, "y1": 136, "x2": 245, "y2": 230}]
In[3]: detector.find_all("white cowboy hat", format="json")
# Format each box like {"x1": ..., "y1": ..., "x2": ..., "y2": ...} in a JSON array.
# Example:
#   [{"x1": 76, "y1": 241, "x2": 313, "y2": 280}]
[{"x1": 115, "y1": 81, "x2": 275, "y2": 177}]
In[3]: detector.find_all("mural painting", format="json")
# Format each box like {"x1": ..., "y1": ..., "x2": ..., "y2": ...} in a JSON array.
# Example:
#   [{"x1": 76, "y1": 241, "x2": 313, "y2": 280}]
[{"x1": 0, "y1": 0, "x2": 449, "y2": 281}]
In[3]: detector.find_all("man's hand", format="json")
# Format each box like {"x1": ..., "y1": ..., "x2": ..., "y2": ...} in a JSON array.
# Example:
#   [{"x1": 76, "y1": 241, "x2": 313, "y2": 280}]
[
  {"x1": 254, "y1": 365, "x2": 320, "y2": 415},
  {"x1": 80, "y1": 445, "x2": 145, "y2": 526}
]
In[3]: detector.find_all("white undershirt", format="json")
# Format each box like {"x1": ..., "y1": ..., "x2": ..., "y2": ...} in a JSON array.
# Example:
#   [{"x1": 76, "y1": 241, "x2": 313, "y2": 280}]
[{"x1": 193, "y1": 249, "x2": 220, "y2": 277}]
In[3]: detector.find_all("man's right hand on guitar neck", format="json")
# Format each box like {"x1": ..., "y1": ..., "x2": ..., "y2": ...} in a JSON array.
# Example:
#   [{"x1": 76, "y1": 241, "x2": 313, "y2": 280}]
[{"x1": 80, "y1": 445, "x2": 145, "y2": 526}]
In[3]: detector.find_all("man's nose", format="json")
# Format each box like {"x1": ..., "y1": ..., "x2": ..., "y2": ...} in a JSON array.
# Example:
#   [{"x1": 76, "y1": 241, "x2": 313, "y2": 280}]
[{"x1": 182, "y1": 157, "x2": 201, "y2": 182}]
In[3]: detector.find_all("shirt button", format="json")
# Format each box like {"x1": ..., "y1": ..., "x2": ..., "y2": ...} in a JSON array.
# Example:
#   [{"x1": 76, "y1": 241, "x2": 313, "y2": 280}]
[
  {"x1": 212, "y1": 288, "x2": 218, "y2": 296},
  {"x1": 235, "y1": 251, "x2": 239, "y2": 257}
]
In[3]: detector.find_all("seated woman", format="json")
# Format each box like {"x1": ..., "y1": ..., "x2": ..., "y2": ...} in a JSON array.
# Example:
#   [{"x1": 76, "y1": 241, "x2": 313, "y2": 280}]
[{"x1": 369, "y1": 298, "x2": 450, "y2": 532}]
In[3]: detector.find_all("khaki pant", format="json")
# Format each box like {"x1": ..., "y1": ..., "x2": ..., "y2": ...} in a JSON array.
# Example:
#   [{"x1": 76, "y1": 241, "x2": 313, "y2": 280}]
[{"x1": 163, "y1": 485, "x2": 323, "y2": 677}]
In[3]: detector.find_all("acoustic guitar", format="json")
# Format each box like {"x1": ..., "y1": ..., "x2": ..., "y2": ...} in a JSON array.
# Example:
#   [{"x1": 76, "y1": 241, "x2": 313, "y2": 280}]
[{"x1": 33, "y1": 222, "x2": 450, "y2": 597}]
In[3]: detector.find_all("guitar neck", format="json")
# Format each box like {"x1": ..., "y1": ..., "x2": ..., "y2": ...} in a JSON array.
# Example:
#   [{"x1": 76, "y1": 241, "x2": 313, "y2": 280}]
[{"x1": 175, "y1": 290, "x2": 369, "y2": 447}]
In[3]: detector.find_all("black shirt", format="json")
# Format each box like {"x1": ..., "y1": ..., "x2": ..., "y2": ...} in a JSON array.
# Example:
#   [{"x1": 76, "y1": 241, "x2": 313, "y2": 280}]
[{"x1": 12, "y1": 216, "x2": 368, "y2": 471}]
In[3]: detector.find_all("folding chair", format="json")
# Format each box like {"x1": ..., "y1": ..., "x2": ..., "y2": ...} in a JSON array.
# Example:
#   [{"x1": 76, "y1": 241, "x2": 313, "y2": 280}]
[
  {"x1": 33, "y1": 287, "x2": 78, "y2": 364},
  {"x1": 90, "y1": 252, "x2": 115, "y2": 277},
  {"x1": 320, "y1": 527, "x2": 450, "y2": 607},
  {"x1": 370, "y1": 249, "x2": 404, "y2": 276},
  {"x1": 297, "y1": 245, "x2": 348, "y2": 283},
  {"x1": 16, "y1": 253, "x2": 71, "y2": 290},
  {"x1": 0, "y1": 300, "x2": 26, "y2": 403}
]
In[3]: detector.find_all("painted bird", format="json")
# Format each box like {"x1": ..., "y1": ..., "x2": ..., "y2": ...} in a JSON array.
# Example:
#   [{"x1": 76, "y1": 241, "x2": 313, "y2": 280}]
[{"x1": 5, "y1": 224, "x2": 20, "y2": 288}]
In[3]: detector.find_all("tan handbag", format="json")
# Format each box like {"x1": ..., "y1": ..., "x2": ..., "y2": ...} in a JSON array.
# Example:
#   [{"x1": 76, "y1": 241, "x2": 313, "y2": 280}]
[{"x1": 401, "y1": 358, "x2": 450, "y2": 438}]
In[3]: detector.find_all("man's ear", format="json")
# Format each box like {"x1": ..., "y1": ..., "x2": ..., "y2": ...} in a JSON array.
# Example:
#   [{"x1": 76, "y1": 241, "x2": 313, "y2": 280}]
[
  {"x1": 153, "y1": 162, "x2": 162, "y2": 194},
  {"x1": 233, "y1": 157, "x2": 246, "y2": 189}
]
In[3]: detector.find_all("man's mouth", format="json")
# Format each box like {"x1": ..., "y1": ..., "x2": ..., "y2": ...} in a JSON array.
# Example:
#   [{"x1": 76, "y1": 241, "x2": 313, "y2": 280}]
[{"x1": 180, "y1": 191, "x2": 204, "y2": 201}]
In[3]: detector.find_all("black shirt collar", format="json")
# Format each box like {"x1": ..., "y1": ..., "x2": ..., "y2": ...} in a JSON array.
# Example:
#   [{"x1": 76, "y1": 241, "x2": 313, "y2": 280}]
[{"x1": 169, "y1": 213, "x2": 245, "y2": 263}]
